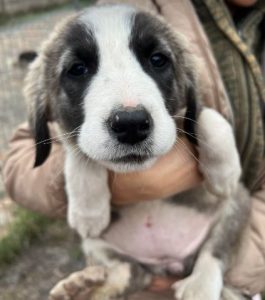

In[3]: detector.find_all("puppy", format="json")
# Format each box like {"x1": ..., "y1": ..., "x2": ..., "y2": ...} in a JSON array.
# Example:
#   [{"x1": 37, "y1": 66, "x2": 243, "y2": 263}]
[{"x1": 25, "y1": 3, "x2": 250, "y2": 300}]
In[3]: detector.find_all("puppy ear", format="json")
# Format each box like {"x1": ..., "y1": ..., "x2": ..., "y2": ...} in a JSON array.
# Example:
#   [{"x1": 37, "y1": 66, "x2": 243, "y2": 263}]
[
  {"x1": 33, "y1": 106, "x2": 51, "y2": 167},
  {"x1": 184, "y1": 86, "x2": 198, "y2": 145},
  {"x1": 183, "y1": 72, "x2": 201, "y2": 146},
  {"x1": 170, "y1": 32, "x2": 200, "y2": 145},
  {"x1": 24, "y1": 56, "x2": 52, "y2": 168}
]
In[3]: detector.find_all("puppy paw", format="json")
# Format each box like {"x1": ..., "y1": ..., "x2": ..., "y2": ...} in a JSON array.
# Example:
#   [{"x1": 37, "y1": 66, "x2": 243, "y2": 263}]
[
  {"x1": 68, "y1": 209, "x2": 110, "y2": 238},
  {"x1": 90, "y1": 288, "x2": 116, "y2": 300},
  {"x1": 197, "y1": 108, "x2": 241, "y2": 198},
  {"x1": 91, "y1": 262, "x2": 135, "y2": 300},
  {"x1": 200, "y1": 156, "x2": 241, "y2": 198},
  {"x1": 49, "y1": 265, "x2": 106, "y2": 300},
  {"x1": 173, "y1": 274, "x2": 220, "y2": 300}
]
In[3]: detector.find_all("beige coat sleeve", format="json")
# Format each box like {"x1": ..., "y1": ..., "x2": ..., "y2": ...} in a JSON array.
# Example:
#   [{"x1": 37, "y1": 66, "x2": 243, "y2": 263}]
[{"x1": 2, "y1": 123, "x2": 67, "y2": 218}]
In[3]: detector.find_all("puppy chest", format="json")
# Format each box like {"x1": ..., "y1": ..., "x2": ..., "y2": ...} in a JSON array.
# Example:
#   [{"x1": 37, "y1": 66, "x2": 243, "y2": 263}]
[{"x1": 103, "y1": 201, "x2": 217, "y2": 274}]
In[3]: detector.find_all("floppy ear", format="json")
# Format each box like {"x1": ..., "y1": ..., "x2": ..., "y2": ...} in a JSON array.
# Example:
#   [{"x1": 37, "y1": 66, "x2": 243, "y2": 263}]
[
  {"x1": 24, "y1": 55, "x2": 52, "y2": 168},
  {"x1": 182, "y1": 68, "x2": 201, "y2": 146},
  {"x1": 184, "y1": 85, "x2": 198, "y2": 146},
  {"x1": 169, "y1": 31, "x2": 200, "y2": 145},
  {"x1": 33, "y1": 106, "x2": 51, "y2": 167}
]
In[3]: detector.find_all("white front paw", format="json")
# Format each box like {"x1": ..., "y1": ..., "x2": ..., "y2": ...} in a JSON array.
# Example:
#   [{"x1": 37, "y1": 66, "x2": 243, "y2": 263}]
[
  {"x1": 173, "y1": 274, "x2": 221, "y2": 300},
  {"x1": 197, "y1": 108, "x2": 241, "y2": 198},
  {"x1": 200, "y1": 155, "x2": 241, "y2": 197},
  {"x1": 68, "y1": 209, "x2": 110, "y2": 239}
]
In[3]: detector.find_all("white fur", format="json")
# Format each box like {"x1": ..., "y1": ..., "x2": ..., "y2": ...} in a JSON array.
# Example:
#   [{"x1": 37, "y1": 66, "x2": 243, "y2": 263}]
[
  {"x1": 63, "y1": 6, "x2": 177, "y2": 239},
  {"x1": 62, "y1": 5, "x2": 177, "y2": 240},
  {"x1": 197, "y1": 108, "x2": 241, "y2": 197},
  {"x1": 82, "y1": 238, "x2": 122, "y2": 268},
  {"x1": 49, "y1": 265, "x2": 106, "y2": 300},
  {"x1": 64, "y1": 146, "x2": 111, "y2": 238},
  {"x1": 64, "y1": 6, "x2": 241, "y2": 264},
  {"x1": 49, "y1": 7, "x2": 243, "y2": 300},
  {"x1": 77, "y1": 6, "x2": 176, "y2": 172},
  {"x1": 89, "y1": 263, "x2": 132, "y2": 300},
  {"x1": 173, "y1": 253, "x2": 223, "y2": 300}
]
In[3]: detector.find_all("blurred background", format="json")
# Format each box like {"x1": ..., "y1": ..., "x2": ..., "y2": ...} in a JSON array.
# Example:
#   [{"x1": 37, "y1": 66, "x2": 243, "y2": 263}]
[{"x1": 0, "y1": 1, "x2": 93, "y2": 299}]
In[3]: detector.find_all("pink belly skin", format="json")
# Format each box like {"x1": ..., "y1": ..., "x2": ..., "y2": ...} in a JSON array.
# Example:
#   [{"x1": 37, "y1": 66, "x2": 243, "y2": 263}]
[{"x1": 103, "y1": 200, "x2": 217, "y2": 274}]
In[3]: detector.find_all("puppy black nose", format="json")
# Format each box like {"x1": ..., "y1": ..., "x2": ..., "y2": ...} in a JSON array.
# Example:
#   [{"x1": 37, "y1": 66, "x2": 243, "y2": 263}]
[{"x1": 108, "y1": 107, "x2": 152, "y2": 145}]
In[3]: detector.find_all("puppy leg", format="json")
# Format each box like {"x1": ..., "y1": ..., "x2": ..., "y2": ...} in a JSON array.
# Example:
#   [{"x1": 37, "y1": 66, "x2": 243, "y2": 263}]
[
  {"x1": 173, "y1": 185, "x2": 250, "y2": 300},
  {"x1": 83, "y1": 238, "x2": 152, "y2": 300},
  {"x1": 49, "y1": 265, "x2": 106, "y2": 300},
  {"x1": 196, "y1": 107, "x2": 241, "y2": 198},
  {"x1": 64, "y1": 148, "x2": 111, "y2": 238},
  {"x1": 50, "y1": 238, "x2": 151, "y2": 300},
  {"x1": 173, "y1": 251, "x2": 223, "y2": 300},
  {"x1": 173, "y1": 108, "x2": 249, "y2": 300}
]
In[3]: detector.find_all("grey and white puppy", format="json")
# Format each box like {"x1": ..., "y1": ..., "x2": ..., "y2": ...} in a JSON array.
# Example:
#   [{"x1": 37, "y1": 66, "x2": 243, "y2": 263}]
[{"x1": 25, "y1": 4, "x2": 250, "y2": 300}]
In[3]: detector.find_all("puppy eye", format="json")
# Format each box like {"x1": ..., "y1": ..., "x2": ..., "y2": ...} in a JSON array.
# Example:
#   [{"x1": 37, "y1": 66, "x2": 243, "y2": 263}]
[
  {"x1": 149, "y1": 53, "x2": 169, "y2": 69},
  {"x1": 67, "y1": 62, "x2": 88, "y2": 77}
]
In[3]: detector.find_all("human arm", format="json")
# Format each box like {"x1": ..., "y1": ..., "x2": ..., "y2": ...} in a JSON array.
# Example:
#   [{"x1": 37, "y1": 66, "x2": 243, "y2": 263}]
[{"x1": 2, "y1": 123, "x2": 67, "y2": 218}]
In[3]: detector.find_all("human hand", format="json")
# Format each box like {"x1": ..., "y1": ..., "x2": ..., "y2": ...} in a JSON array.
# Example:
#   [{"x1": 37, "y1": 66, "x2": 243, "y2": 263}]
[{"x1": 110, "y1": 137, "x2": 202, "y2": 206}]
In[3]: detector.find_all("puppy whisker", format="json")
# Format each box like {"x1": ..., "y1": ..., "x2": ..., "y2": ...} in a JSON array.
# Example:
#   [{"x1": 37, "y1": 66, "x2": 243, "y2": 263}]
[
  {"x1": 32, "y1": 125, "x2": 82, "y2": 148},
  {"x1": 173, "y1": 138, "x2": 211, "y2": 183},
  {"x1": 52, "y1": 144, "x2": 84, "y2": 181},
  {"x1": 176, "y1": 128, "x2": 216, "y2": 153},
  {"x1": 174, "y1": 115, "x2": 199, "y2": 126}
]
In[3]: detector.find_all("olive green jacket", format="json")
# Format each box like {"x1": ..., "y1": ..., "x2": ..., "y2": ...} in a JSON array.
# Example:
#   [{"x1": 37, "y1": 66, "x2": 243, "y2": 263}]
[{"x1": 192, "y1": 0, "x2": 265, "y2": 190}]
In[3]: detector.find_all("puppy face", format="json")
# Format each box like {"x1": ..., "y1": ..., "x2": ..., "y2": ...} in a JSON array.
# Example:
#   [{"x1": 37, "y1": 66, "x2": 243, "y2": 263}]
[{"x1": 26, "y1": 4, "x2": 194, "y2": 172}]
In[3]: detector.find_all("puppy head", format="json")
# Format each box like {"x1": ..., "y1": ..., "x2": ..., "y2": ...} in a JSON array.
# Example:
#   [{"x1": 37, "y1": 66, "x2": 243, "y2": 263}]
[{"x1": 25, "y1": 4, "x2": 196, "y2": 172}]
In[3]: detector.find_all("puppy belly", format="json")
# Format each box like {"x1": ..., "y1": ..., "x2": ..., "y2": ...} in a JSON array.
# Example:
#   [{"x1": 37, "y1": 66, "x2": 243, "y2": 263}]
[{"x1": 103, "y1": 201, "x2": 217, "y2": 275}]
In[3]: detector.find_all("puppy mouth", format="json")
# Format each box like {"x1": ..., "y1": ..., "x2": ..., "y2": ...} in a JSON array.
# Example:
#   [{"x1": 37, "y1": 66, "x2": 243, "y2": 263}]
[{"x1": 111, "y1": 154, "x2": 150, "y2": 164}]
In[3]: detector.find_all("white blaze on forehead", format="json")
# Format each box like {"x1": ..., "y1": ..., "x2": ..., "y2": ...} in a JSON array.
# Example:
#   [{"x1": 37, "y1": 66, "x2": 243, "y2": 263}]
[
  {"x1": 79, "y1": 5, "x2": 140, "y2": 104},
  {"x1": 77, "y1": 5, "x2": 169, "y2": 114},
  {"x1": 79, "y1": 5, "x2": 135, "y2": 59}
]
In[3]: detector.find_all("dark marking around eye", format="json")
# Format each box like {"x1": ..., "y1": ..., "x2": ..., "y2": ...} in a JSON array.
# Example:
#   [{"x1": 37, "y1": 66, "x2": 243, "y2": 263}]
[
  {"x1": 149, "y1": 52, "x2": 169, "y2": 69},
  {"x1": 129, "y1": 12, "x2": 180, "y2": 115},
  {"x1": 58, "y1": 21, "x2": 99, "y2": 134},
  {"x1": 67, "y1": 62, "x2": 89, "y2": 78}
]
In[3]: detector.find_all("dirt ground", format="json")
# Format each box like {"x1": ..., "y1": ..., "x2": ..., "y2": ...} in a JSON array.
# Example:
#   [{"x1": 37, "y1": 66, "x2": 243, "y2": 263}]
[{"x1": 0, "y1": 221, "x2": 86, "y2": 300}]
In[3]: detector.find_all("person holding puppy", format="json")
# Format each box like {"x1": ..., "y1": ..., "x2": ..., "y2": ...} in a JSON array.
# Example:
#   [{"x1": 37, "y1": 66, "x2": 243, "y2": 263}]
[{"x1": 3, "y1": 0, "x2": 265, "y2": 299}]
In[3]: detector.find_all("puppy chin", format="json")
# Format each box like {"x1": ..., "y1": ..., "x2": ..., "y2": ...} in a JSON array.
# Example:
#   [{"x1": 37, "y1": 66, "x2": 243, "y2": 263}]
[{"x1": 100, "y1": 157, "x2": 157, "y2": 173}]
